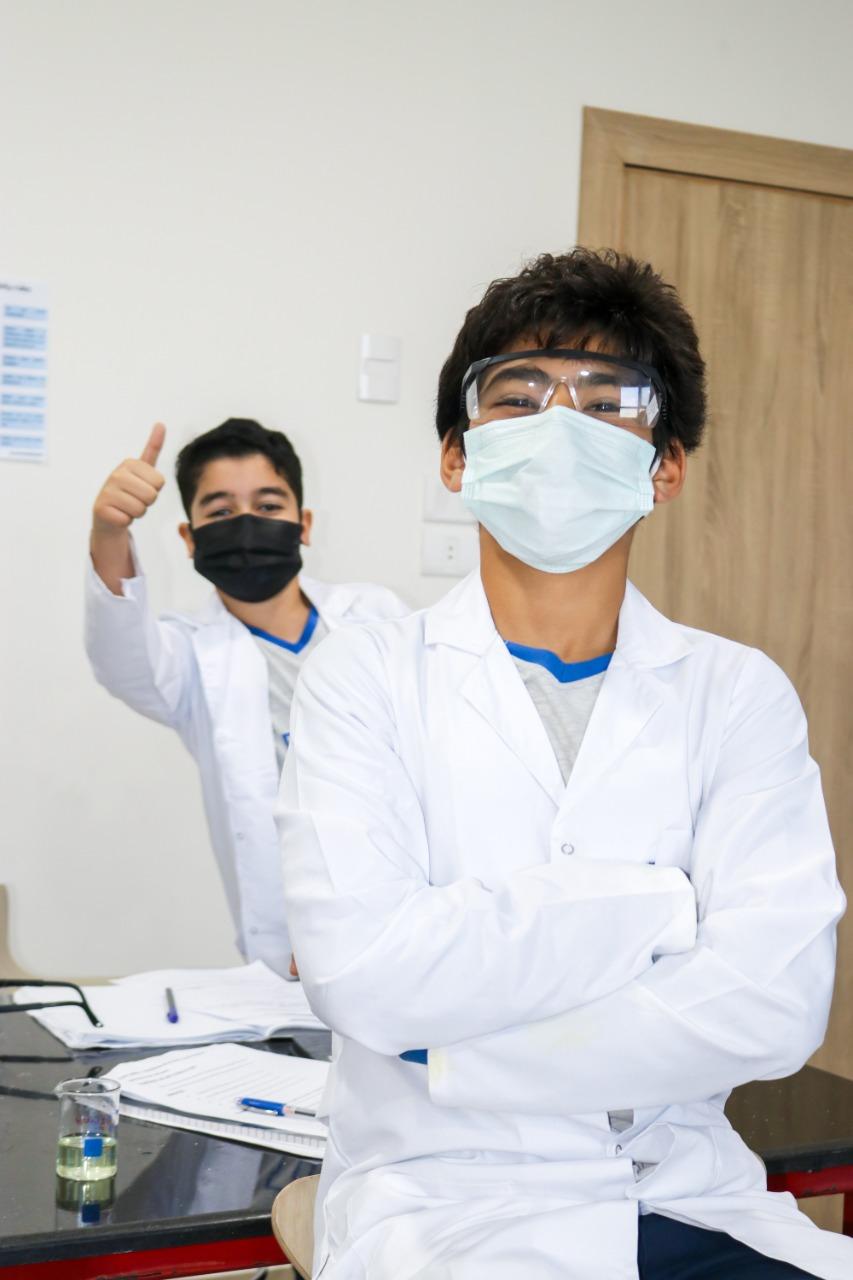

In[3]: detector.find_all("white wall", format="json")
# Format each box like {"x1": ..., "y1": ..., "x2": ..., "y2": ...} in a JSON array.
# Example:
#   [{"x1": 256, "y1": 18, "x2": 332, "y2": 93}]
[{"x1": 1, "y1": 0, "x2": 851, "y2": 976}]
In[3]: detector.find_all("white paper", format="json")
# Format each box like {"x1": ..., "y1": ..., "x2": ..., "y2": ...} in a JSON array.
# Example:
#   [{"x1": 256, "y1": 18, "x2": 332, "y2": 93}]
[
  {"x1": 115, "y1": 960, "x2": 325, "y2": 1031},
  {"x1": 18, "y1": 984, "x2": 252, "y2": 1050},
  {"x1": 17, "y1": 961, "x2": 325, "y2": 1050},
  {"x1": 0, "y1": 278, "x2": 49, "y2": 462},
  {"x1": 120, "y1": 1102, "x2": 325, "y2": 1159},
  {"x1": 111, "y1": 1043, "x2": 328, "y2": 1158}
]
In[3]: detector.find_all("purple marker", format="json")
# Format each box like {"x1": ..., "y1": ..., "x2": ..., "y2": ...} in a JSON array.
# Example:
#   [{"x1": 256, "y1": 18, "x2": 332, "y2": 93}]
[{"x1": 165, "y1": 987, "x2": 179, "y2": 1024}]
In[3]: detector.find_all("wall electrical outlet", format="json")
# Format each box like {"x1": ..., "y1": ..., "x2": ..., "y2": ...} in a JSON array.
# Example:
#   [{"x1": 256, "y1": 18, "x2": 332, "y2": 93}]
[{"x1": 421, "y1": 523, "x2": 479, "y2": 578}]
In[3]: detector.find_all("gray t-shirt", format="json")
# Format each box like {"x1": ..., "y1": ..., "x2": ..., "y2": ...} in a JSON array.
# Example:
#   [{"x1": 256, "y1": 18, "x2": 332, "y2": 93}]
[
  {"x1": 249, "y1": 606, "x2": 329, "y2": 772},
  {"x1": 508, "y1": 643, "x2": 610, "y2": 784}
]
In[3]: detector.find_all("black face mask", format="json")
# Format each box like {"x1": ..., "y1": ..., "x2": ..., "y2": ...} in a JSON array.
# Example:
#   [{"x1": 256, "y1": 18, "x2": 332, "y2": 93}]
[{"x1": 192, "y1": 514, "x2": 303, "y2": 603}]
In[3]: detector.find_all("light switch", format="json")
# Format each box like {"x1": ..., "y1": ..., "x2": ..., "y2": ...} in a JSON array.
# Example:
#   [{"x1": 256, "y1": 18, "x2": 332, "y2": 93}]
[
  {"x1": 358, "y1": 334, "x2": 401, "y2": 403},
  {"x1": 421, "y1": 523, "x2": 479, "y2": 578},
  {"x1": 423, "y1": 475, "x2": 476, "y2": 525}
]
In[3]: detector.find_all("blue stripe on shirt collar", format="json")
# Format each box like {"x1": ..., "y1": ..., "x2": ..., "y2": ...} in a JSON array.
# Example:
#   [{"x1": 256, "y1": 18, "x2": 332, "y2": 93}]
[
  {"x1": 248, "y1": 606, "x2": 319, "y2": 654},
  {"x1": 506, "y1": 642, "x2": 613, "y2": 684}
]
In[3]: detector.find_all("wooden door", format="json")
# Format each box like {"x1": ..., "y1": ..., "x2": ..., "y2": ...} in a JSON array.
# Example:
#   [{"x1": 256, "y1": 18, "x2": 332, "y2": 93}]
[{"x1": 578, "y1": 109, "x2": 853, "y2": 1080}]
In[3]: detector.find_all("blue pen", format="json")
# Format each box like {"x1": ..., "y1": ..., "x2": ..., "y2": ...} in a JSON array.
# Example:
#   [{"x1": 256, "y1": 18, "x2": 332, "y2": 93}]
[
  {"x1": 238, "y1": 1096, "x2": 316, "y2": 1119},
  {"x1": 165, "y1": 987, "x2": 179, "y2": 1024}
]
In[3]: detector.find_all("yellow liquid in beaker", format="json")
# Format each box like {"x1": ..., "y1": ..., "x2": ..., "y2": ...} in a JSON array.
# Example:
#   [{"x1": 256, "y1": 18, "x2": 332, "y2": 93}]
[{"x1": 56, "y1": 1134, "x2": 117, "y2": 1181}]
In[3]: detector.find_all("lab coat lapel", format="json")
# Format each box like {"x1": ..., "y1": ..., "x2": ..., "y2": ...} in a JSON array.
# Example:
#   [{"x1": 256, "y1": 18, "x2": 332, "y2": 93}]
[
  {"x1": 560, "y1": 582, "x2": 694, "y2": 812},
  {"x1": 189, "y1": 578, "x2": 352, "y2": 777},
  {"x1": 461, "y1": 638, "x2": 566, "y2": 807},
  {"x1": 299, "y1": 575, "x2": 358, "y2": 631},
  {"x1": 558, "y1": 661, "x2": 663, "y2": 813},
  {"x1": 427, "y1": 575, "x2": 565, "y2": 808},
  {"x1": 192, "y1": 597, "x2": 278, "y2": 786}
]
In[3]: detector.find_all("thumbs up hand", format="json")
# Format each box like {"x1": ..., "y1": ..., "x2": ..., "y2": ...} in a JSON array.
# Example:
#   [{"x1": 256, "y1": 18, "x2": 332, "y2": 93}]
[{"x1": 92, "y1": 424, "x2": 167, "y2": 534}]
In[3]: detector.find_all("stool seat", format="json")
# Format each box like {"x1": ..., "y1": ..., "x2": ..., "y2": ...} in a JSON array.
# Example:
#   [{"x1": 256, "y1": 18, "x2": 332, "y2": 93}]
[{"x1": 272, "y1": 1173, "x2": 320, "y2": 1279}]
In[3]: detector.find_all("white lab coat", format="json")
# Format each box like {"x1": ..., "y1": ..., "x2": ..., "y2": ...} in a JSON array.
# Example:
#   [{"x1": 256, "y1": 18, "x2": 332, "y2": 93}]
[
  {"x1": 278, "y1": 571, "x2": 851, "y2": 1280},
  {"x1": 84, "y1": 547, "x2": 407, "y2": 975}
]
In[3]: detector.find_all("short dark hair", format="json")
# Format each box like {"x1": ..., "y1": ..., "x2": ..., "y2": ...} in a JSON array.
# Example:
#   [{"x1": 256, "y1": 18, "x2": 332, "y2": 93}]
[
  {"x1": 175, "y1": 418, "x2": 304, "y2": 517},
  {"x1": 436, "y1": 248, "x2": 706, "y2": 454}
]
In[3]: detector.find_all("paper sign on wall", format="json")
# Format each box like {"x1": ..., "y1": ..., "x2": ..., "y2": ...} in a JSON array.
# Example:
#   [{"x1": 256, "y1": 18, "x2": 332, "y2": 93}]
[{"x1": 0, "y1": 278, "x2": 49, "y2": 463}]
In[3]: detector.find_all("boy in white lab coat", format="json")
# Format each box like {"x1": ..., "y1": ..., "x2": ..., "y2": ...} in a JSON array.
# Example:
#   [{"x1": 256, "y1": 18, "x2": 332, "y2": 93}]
[
  {"x1": 85, "y1": 417, "x2": 406, "y2": 977},
  {"x1": 278, "y1": 251, "x2": 851, "y2": 1278}
]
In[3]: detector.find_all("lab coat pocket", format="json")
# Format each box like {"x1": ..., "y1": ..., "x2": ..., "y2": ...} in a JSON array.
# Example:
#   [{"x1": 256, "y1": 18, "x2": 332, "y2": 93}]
[{"x1": 651, "y1": 827, "x2": 694, "y2": 872}]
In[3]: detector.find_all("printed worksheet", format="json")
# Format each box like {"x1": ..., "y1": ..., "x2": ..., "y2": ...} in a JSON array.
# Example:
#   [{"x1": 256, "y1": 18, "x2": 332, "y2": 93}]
[
  {"x1": 109, "y1": 1041, "x2": 329, "y2": 1158},
  {"x1": 0, "y1": 278, "x2": 49, "y2": 462}
]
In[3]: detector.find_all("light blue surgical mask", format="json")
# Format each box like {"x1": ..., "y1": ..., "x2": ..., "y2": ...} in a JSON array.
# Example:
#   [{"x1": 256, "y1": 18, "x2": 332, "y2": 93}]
[{"x1": 461, "y1": 405, "x2": 659, "y2": 574}]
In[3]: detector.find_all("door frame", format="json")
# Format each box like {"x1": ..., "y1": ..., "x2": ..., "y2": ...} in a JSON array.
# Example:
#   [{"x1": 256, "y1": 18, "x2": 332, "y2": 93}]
[{"x1": 577, "y1": 107, "x2": 853, "y2": 248}]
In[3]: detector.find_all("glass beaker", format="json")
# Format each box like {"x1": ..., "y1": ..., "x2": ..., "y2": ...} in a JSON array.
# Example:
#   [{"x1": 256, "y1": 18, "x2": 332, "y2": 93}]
[{"x1": 55, "y1": 1077, "x2": 120, "y2": 1181}]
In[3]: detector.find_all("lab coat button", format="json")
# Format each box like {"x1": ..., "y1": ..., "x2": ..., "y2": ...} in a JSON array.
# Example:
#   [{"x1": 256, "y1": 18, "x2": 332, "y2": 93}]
[
  {"x1": 235, "y1": 832, "x2": 245, "y2": 842},
  {"x1": 560, "y1": 843, "x2": 574, "y2": 855}
]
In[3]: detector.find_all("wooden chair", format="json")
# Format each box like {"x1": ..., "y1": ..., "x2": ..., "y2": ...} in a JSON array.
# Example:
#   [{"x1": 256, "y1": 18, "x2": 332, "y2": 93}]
[
  {"x1": 271, "y1": 1174, "x2": 320, "y2": 1279},
  {"x1": 0, "y1": 886, "x2": 31, "y2": 980}
]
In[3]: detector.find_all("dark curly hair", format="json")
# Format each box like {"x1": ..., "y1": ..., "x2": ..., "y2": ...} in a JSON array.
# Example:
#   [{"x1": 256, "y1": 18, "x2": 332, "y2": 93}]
[
  {"x1": 436, "y1": 248, "x2": 706, "y2": 454},
  {"x1": 175, "y1": 418, "x2": 303, "y2": 517}
]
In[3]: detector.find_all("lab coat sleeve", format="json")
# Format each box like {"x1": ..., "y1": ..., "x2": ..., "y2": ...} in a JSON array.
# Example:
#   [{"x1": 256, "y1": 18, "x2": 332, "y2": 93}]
[
  {"x1": 428, "y1": 649, "x2": 846, "y2": 1114},
  {"x1": 84, "y1": 547, "x2": 194, "y2": 730},
  {"x1": 277, "y1": 625, "x2": 697, "y2": 1056}
]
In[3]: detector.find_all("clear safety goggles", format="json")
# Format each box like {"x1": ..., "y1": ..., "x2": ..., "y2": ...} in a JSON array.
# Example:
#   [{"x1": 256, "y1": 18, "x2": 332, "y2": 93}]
[{"x1": 461, "y1": 349, "x2": 666, "y2": 430}]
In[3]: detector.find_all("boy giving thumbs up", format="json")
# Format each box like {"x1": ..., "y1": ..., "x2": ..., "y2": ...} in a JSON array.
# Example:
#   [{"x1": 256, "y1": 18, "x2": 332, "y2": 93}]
[{"x1": 87, "y1": 418, "x2": 407, "y2": 974}]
